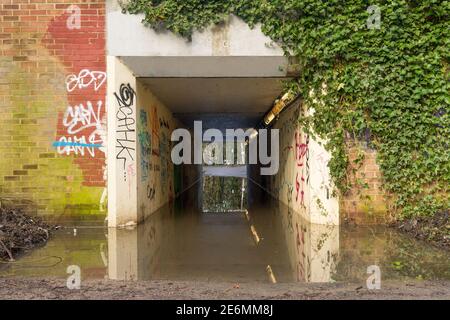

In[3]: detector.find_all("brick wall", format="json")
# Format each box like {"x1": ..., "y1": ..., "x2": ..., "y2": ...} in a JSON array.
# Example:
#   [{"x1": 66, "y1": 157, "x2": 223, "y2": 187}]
[
  {"x1": 0, "y1": 0, "x2": 106, "y2": 220},
  {"x1": 340, "y1": 143, "x2": 390, "y2": 225}
]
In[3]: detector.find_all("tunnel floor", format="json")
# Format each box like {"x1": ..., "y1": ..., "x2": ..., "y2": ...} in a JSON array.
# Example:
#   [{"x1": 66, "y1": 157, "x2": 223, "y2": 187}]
[{"x1": 1, "y1": 185, "x2": 449, "y2": 283}]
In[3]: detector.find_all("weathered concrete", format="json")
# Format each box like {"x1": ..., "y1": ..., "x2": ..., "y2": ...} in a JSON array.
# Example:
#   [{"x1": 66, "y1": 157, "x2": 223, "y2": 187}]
[
  {"x1": 263, "y1": 100, "x2": 340, "y2": 225},
  {"x1": 106, "y1": 0, "x2": 295, "y2": 78},
  {"x1": 107, "y1": 57, "x2": 192, "y2": 227}
]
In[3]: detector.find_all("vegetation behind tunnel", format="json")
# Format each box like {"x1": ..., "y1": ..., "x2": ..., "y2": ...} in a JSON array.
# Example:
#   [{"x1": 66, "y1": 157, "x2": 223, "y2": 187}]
[{"x1": 123, "y1": 0, "x2": 449, "y2": 220}]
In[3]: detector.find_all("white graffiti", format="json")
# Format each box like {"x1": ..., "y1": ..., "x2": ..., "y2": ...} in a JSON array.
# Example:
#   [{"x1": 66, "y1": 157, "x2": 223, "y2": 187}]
[
  {"x1": 63, "y1": 101, "x2": 102, "y2": 135},
  {"x1": 56, "y1": 134, "x2": 100, "y2": 157},
  {"x1": 65, "y1": 69, "x2": 106, "y2": 93},
  {"x1": 57, "y1": 108, "x2": 106, "y2": 157}
]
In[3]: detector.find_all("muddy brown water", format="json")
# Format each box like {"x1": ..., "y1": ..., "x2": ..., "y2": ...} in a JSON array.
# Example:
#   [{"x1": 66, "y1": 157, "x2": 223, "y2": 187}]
[{"x1": 0, "y1": 191, "x2": 449, "y2": 284}]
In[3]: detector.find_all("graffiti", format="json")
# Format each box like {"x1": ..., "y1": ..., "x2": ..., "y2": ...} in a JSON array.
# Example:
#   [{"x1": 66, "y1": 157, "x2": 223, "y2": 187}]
[
  {"x1": 294, "y1": 132, "x2": 309, "y2": 205},
  {"x1": 43, "y1": 8, "x2": 107, "y2": 188},
  {"x1": 159, "y1": 131, "x2": 169, "y2": 195},
  {"x1": 286, "y1": 184, "x2": 294, "y2": 232},
  {"x1": 62, "y1": 101, "x2": 102, "y2": 134},
  {"x1": 54, "y1": 99, "x2": 105, "y2": 158},
  {"x1": 115, "y1": 83, "x2": 136, "y2": 171},
  {"x1": 54, "y1": 137, "x2": 102, "y2": 157},
  {"x1": 65, "y1": 69, "x2": 106, "y2": 92},
  {"x1": 126, "y1": 163, "x2": 136, "y2": 191},
  {"x1": 138, "y1": 110, "x2": 151, "y2": 182},
  {"x1": 151, "y1": 106, "x2": 160, "y2": 156},
  {"x1": 295, "y1": 222, "x2": 306, "y2": 281},
  {"x1": 294, "y1": 131, "x2": 309, "y2": 167},
  {"x1": 147, "y1": 184, "x2": 156, "y2": 200},
  {"x1": 315, "y1": 151, "x2": 331, "y2": 199},
  {"x1": 159, "y1": 117, "x2": 169, "y2": 129}
]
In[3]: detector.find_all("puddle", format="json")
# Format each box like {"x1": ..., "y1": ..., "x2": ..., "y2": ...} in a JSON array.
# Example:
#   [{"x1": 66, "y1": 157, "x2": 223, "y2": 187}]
[{"x1": 1, "y1": 186, "x2": 449, "y2": 283}]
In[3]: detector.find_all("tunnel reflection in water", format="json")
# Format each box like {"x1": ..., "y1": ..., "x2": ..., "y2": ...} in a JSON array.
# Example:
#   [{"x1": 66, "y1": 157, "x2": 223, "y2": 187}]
[
  {"x1": 2, "y1": 183, "x2": 449, "y2": 282},
  {"x1": 108, "y1": 183, "x2": 338, "y2": 283}
]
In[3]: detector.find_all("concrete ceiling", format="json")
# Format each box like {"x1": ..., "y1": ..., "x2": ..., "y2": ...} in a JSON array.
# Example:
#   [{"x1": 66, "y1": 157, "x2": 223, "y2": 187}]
[{"x1": 139, "y1": 77, "x2": 287, "y2": 129}]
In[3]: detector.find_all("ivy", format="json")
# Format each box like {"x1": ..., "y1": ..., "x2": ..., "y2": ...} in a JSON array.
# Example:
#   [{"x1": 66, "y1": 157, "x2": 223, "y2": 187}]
[{"x1": 122, "y1": 0, "x2": 450, "y2": 219}]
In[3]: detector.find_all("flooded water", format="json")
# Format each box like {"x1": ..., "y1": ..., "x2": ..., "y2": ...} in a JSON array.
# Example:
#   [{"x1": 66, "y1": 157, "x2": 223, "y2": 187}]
[{"x1": 1, "y1": 185, "x2": 449, "y2": 283}]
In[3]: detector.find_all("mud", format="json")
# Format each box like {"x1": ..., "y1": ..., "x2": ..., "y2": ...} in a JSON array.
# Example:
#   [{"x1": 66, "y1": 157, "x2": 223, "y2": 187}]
[
  {"x1": 0, "y1": 208, "x2": 54, "y2": 261},
  {"x1": 0, "y1": 277, "x2": 449, "y2": 300},
  {"x1": 393, "y1": 210, "x2": 449, "y2": 250}
]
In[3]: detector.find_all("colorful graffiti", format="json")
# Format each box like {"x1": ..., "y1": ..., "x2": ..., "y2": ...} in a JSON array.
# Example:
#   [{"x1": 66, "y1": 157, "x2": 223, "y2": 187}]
[
  {"x1": 138, "y1": 110, "x2": 151, "y2": 182},
  {"x1": 159, "y1": 131, "x2": 169, "y2": 196},
  {"x1": 151, "y1": 106, "x2": 160, "y2": 157},
  {"x1": 44, "y1": 6, "x2": 106, "y2": 187}
]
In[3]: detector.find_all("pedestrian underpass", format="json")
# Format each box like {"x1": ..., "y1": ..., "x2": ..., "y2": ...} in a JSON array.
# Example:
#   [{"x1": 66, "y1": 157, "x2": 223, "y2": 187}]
[
  {"x1": 106, "y1": 2, "x2": 338, "y2": 229},
  {"x1": 102, "y1": 1, "x2": 340, "y2": 281},
  {"x1": 1, "y1": 0, "x2": 449, "y2": 298}
]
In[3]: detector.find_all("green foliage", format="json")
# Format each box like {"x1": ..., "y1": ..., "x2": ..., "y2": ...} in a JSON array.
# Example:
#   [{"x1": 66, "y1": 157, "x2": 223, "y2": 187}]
[
  {"x1": 202, "y1": 176, "x2": 247, "y2": 212},
  {"x1": 122, "y1": 0, "x2": 450, "y2": 219}
]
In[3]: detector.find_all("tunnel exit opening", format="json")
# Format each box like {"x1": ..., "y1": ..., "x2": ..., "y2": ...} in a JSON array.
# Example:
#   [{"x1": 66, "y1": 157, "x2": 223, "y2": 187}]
[{"x1": 202, "y1": 176, "x2": 248, "y2": 213}]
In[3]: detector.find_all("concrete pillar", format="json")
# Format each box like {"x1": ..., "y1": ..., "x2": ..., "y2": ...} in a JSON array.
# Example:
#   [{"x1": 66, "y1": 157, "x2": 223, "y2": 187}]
[
  {"x1": 107, "y1": 227, "x2": 138, "y2": 280},
  {"x1": 107, "y1": 56, "x2": 138, "y2": 227}
]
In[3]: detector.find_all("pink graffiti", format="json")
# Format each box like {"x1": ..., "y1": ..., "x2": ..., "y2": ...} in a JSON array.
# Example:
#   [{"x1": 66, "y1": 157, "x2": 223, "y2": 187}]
[
  {"x1": 296, "y1": 222, "x2": 305, "y2": 281},
  {"x1": 293, "y1": 132, "x2": 309, "y2": 205},
  {"x1": 294, "y1": 131, "x2": 308, "y2": 167}
]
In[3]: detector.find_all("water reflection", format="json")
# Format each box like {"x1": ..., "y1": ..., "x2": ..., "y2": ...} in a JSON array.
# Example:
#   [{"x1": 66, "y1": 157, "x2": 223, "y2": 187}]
[
  {"x1": 106, "y1": 193, "x2": 450, "y2": 283},
  {"x1": 1, "y1": 184, "x2": 449, "y2": 283}
]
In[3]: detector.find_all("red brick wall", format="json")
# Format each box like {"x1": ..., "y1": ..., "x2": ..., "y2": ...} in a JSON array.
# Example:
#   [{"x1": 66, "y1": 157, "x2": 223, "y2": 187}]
[
  {"x1": 340, "y1": 144, "x2": 390, "y2": 225},
  {"x1": 0, "y1": 0, "x2": 106, "y2": 218}
]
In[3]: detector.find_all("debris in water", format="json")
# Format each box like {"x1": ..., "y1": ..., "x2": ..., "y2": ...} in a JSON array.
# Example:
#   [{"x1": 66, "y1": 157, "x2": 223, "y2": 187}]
[{"x1": 0, "y1": 207, "x2": 55, "y2": 261}]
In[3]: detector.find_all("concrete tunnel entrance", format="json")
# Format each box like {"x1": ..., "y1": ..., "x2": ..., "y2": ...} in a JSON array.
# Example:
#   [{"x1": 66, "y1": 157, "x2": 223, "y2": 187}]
[{"x1": 105, "y1": 2, "x2": 340, "y2": 281}]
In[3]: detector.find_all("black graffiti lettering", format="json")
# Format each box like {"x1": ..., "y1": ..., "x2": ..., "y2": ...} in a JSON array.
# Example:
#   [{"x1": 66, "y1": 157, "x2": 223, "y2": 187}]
[
  {"x1": 147, "y1": 184, "x2": 156, "y2": 200},
  {"x1": 114, "y1": 83, "x2": 136, "y2": 171},
  {"x1": 114, "y1": 83, "x2": 135, "y2": 107}
]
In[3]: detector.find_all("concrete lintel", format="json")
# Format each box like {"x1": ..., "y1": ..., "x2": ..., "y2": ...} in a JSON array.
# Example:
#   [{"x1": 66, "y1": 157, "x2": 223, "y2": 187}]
[
  {"x1": 120, "y1": 56, "x2": 290, "y2": 78},
  {"x1": 107, "y1": 0, "x2": 285, "y2": 58}
]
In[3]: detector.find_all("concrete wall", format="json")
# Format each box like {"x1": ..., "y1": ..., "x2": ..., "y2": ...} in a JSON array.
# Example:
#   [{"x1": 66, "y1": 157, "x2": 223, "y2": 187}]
[
  {"x1": 0, "y1": 0, "x2": 106, "y2": 220},
  {"x1": 107, "y1": 57, "x2": 194, "y2": 227},
  {"x1": 265, "y1": 101, "x2": 388, "y2": 225},
  {"x1": 106, "y1": 0, "x2": 294, "y2": 78},
  {"x1": 263, "y1": 199, "x2": 339, "y2": 282},
  {"x1": 106, "y1": 0, "x2": 283, "y2": 58},
  {"x1": 266, "y1": 102, "x2": 340, "y2": 225},
  {"x1": 135, "y1": 80, "x2": 183, "y2": 222}
]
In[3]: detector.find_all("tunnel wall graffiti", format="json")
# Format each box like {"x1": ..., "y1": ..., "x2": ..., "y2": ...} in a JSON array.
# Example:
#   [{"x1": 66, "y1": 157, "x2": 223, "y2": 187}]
[
  {"x1": 266, "y1": 102, "x2": 339, "y2": 225},
  {"x1": 0, "y1": 1, "x2": 106, "y2": 218},
  {"x1": 266, "y1": 101, "x2": 387, "y2": 225},
  {"x1": 107, "y1": 57, "x2": 200, "y2": 227},
  {"x1": 135, "y1": 80, "x2": 185, "y2": 222}
]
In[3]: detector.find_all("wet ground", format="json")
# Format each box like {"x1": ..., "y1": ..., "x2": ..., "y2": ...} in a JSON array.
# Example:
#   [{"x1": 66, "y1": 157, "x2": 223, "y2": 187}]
[
  {"x1": 1, "y1": 194, "x2": 449, "y2": 287},
  {"x1": 1, "y1": 277, "x2": 449, "y2": 300}
]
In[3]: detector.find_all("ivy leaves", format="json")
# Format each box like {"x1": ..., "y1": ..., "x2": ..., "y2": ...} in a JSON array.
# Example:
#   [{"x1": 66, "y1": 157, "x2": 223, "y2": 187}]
[{"x1": 122, "y1": 0, "x2": 449, "y2": 219}]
